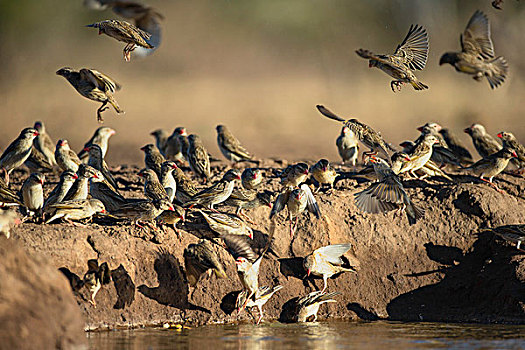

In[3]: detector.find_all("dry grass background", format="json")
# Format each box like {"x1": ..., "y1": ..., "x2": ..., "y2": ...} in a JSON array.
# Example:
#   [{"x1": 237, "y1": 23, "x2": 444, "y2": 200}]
[{"x1": 0, "y1": 0, "x2": 524, "y2": 165}]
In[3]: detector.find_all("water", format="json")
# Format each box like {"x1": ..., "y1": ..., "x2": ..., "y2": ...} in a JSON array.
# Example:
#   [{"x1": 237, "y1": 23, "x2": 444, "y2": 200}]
[{"x1": 87, "y1": 321, "x2": 525, "y2": 349}]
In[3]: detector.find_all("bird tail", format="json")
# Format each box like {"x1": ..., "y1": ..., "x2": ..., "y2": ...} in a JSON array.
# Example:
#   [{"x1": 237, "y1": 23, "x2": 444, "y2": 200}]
[
  {"x1": 406, "y1": 201, "x2": 425, "y2": 225},
  {"x1": 316, "y1": 105, "x2": 346, "y2": 122},
  {"x1": 107, "y1": 94, "x2": 124, "y2": 114},
  {"x1": 410, "y1": 80, "x2": 429, "y2": 90},
  {"x1": 486, "y1": 56, "x2": 508, "y2": 89}
]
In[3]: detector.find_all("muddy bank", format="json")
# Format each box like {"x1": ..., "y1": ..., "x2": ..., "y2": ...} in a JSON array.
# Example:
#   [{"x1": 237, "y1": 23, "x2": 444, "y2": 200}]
[{"x1": 6, "y1": 160, "x2": 525, "y2": 329}]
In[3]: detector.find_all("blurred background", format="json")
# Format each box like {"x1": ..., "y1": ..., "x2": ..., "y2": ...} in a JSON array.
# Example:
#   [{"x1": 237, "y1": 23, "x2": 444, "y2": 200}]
[{"x1": 0, "y1": 0, "x2": 523, "y2": 165}]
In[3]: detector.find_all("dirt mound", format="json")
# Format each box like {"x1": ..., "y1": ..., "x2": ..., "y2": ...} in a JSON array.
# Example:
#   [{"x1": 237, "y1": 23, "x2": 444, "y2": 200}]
[{"x1": 5, "y1": 161, "x2": 525, "y2": 329}]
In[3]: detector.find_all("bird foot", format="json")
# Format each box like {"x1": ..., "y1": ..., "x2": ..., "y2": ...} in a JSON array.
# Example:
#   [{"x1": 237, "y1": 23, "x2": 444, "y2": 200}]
[
  {"x1": 89, "y1": 299, "x2": 97, "y2": 308},
  {"x1": 390, "y1": 81, "x2": 404, "y2": 92}
]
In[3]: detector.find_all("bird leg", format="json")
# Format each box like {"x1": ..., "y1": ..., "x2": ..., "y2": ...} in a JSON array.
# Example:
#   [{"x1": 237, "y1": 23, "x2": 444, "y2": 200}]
[
  {"x1": 1, "y1": 168, "x2": 9, "y2": 185},
  {"x1": 480, "y1": 177, "x2": 503, "y2": 193},
  {"x1": 97, "y1": 101, "x2": 109, "y2": 123},
  {"x1": 123, "y1": 43, "x2": 135, "y2": 62},
  {"x1": 236, "y1": 209, "x2": 256, "y2": 225},
  {"x1": 256, "y1": 306, "x2": 264, "y2": 325},
  {"x1": 321, "y1": 277, "x2": 328, "y2": 293},
  {"x1": 390, "y1": 80, "x2": 404, "y2": 92}
]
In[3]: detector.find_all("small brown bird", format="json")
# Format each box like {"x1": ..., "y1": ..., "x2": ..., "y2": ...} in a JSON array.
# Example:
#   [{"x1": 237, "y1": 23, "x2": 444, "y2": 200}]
[
  {"x1": 303, "y1": 243, "x2": 356, "y2": 292},
  {"x1": 0, "y1": 209, "x2": 21, "y2": 239},
  {"x1": 336, "y1": 126, "x2": 359, "y2": 166},
  {"x1": 236, "y1": 285, "x2": 283, "y2": 325},
  {"x1": 296, "y1": 291, "x2": 341, "y2": 323},
  {"x1": 150, "y1": 129, "x2": 169, "y2": 156},
  {"x1": 184, "y1": 239, "x2": 227, "y2": 287},
  {"x1": 86, "y1": 19, "x2": 154, "y2": 61},
  {"x1": 356, "y1": 24, "x2": 429, "y2": 92},
  {"x1": 156, "y1": 204, "x2": 185, "y2": 237},
  {"x1": 392, "y1": 153, "x2": 453, "y2": 181},
  {"x1": 198, "y1": 210, "x2": 253, "y2": 239},
  {"x1": 241, "y1": 168, "x2": 263, "y2": 190},
  {"x1": 439, "y1": 128, "x2": 473, "y2": 163},
  {"x1": 163, "y1": 130, "x2": 185, "y2": 163},
  {"x1": 21, "y1": 173, "x2": 45, "y2": 217},
  {"x1": 45, "y1": 199, "x2": 106, "y2": 225},
  {"x1": 56, "y1": 67, "x2": 123, "y2": 122},
  {"x1": 0, "y1": 128, "x2": 39, "y2": 184},
  {"x1": 62, "y1": 165, "x2": 103, "y2": 201},
  {"x1": 497, "y1": 132, "x2": 525, "y2": 172},
  {"x1": 280, "y1": 163, "x2": 309, "y2": 188},
  {"x1": 85, "y1": 144, "x2": 119, "y2": 191},
  {"x1": 175, "y1": 127, "x2": 190, "y2": 160},
  {"x1": 403, "y1": 134, "x2": 440, "y2": 178},
  {"x1": 159, "y1": 161, "x2": 178, "y2": 202},
  {"x1": 185, "y1": 169, "x2": 241, "y2": 210},
  {"x1": 464, "y1": 123, "x2": 502, "y2": 159},
  {"x1": 55, "y1": 139, "x2": 82, "y2": 173},
  {"x1": 354, "y1": 156, "x2": 424, "y2": 225},
  {"x1": 138, "y1": 168, "x2": 169, "y2": 202},
  {"x1": 83, "y1": 259, "x2": 111, "y2": 307},
  {"x1": 171, "y1": 166, "x2": 198, "y2": 204},
  {"x1": 140, "y1": 144, "x2": 165, "y2": 180},
  {"x1": 33, "y1": 121, "x2": 56, "y2": 166},
  {"x1": 187, "y1": 134, "x2": 211, "y2": 182},
  {"x1": 112, "y1": 198, "x2": 174, "y2": 230},
  {"x1": 78, "y1": 127, "x2": 116, "y2": 163},
  {"x1": 440, "y1": 10, "x2": 508, "y2": 89},
  {"x1": 311, "y1": 159, "x2": 338, "y2": 190},
  {"x1": 317, "y1": 105, "x2": 395, "y2": 162},
  {"x1": 216, "y1": 125, "x2": 255, "y2": 163},
  {"x1": 464, "y1": 147, "x2": 517, "y2": 191}
]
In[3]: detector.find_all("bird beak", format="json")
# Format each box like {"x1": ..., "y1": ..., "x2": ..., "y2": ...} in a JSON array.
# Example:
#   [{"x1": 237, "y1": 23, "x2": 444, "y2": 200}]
[
  {"x1": 179, "y1": 215, "x2": 185, "y2": 221},
  {"x1": 303, "y1": 170, "x2": 309, "y2": 175},
  {"x1": 307, "y1": 269, "x2": 311, "y2": 276},
  {"x1": 252, "y1": 174, "x2": 257, "y2": 179},
  {"x1": 497, "y1": 133, "x2": 503, "y2": 138},
  {"x1": 14, "y1": 218, "x2": 22, "y2": 225},
  {"x1": 512, "y1": 151, "x2": 518, "y2": 158},
  {"x1": 140, "y1": 146, "x2": 146, "y2": 151},
  {"x1": 169, "y1": 205, "x2": 175, "y2": 211},
  {"x1": 368, "y1": 62, "x2": 373, "y2": 68},
  {"x1": 101, "y1": 209, "x2": 106, "y2": 214},
  {"x1": 404, "y1": 156, "x2": 411, "y2": 161},
  {"x1": 73, "y1": 174, "x2": 79, "y2": 179},
  {"x1": 322, "y1": 167, "x2": 327, "y2": 172},
  {"x1": 33, "y1": 131, "x2": 39, "y2": 136},
  {"x1": 463, "y1": 127, "x2": 470, "y2": 134},
  {"x1": 109, "y1": 129, "x2": 116, "y2": 135},
  {"x1": 236, "y1": 175, "x2": 241, "y2": 180},
  {"x1": 170, "y1": 164, "x2": 178, "y2": 169},
  {"x1": 249, "y1": 232, "x2": 253, "y2": 239},
  {"x1": 83, "y1": 147, "x2": 90, "y2": 152},
  {"x1": 267, "y1": 203, "x2": 272, "y2": 208},
  {"x1": 417, "y1": 126, "x2": 423, "y2": 132}
]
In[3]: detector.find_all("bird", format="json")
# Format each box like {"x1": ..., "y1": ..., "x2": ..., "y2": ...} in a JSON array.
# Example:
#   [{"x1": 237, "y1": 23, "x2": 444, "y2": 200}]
[
  {"x1": 138, "y1": 168, "x2": 169, "y2": 202},
  {"x1": 336, "y1": 125, "x2": 359, "y2": 166},
  {"x1": 140, "y1": 144, "x2": 165, "y2": 180},
  {"x1": 198, "y1": 210, "x2": 253, "y2": 239},
  {"x1": 0, "y1": 180, "x2": 23, "y2": 206},
  {"x1": 317, "y1": 105, "x2": 395, "y2": 162},
  {"x1": 33, "y1": 121, "x2": 56, "y2": 166},
  {"x1": 439, "y1": 10, "x2": 508, "y2": 89},
  {"x1": 0, "y1": 209, "x2": 21, "y2": 239},
  {"x1": 224, "y1": 190, "x2": 273, "y2": 222},
  {"x1": 171, "y1": 166, "x2": 198, "y2": 204},
  {"x1": 270, "y1": 184, "x2": 321, "y2": 237},
  {"x1": 439, "y1": 128, "x2": 473, "y2": 163},
  {"x1": 85, "y1": 144, "x2": 119, "y2": 191},
  {"x1": 56, "y1": 67, "x2": 124, "y2": 122},
  {"x1": 163, "y1": 130, "x2": 185, "y2": 163},
  {"x1": 311, "y1": 159, "x2": 338, "y2": 190},
  {"x1": 0, "y1": 127, "x2": 39, "y2": 184},
  {"x1": 236, "y1": 285, "x2": 283, "y2": 325},
  {"x1": 185, "y1": 169, "x2": 241, "y2": 210},
  {"x1": 497, "y1": 132, "x2": 525, "y2": 172},
  {"x1": 392, "y1": 153, "x2": 453, "y2": 181},
  {"x1": 62, "y1": 165, "x2": 103, "y2": 201},
  {"x1": 463, "y1": 147, "x2": 517, "y2": 191},
  {"x1": 296, "y1": 291, "x2": 341, "y2": 322},
  {"x1": 402, "y1": 134, "x2": 440, "y2": 178},
  {"x1": 354, "y1": 156, "x2": 424, "y2": 225},
  {"x1": 159, "y1": 161, "x2": 177, "y2": 202},
  {"x1": 216, "y1": 125, "x2": 256, "y2": 163},
  {"x1": 78, "y1": 127, "x2": 116, "y2": 163},
  {"x1": 464, "y1": 123, "x2": 502, "y2": 159},
  {"x1": 89, "y1": 179, "x2": 128, "y2": 213},
  {"x1": 111, "y1": 198, "x2": 174, "y2": 230},
  {"x1": 174, "y1": 127, "x2": 190, "y2": 160},
  {"x1": 156, "y1": 204, "x2": 185, "y2": 237},
  {"x1": 24, "y1": 146, "x2": 54, "y2": 174},
  {"x1": 45, "y1": 199, "x2": 106, "y2": 225},
  {"x1": 187, "y1": 134, "x2": 211, "y2": 182},
  {"x1": 21, "y1": 173, "x2": 45, "y2": 218},
  {"x1": 55, "y1": 139, "x2": 82, "y2": 173},
  {"x1": 491, "y1": 224, "x2": 525, "y2": 251},
  {"x1": 241, "y1": 168, "x2": 263, "y2": 190},
  {"x1": 280, "y1": 163, "x2": 309, "y2": 188},
  {"x1": 110, "y1": 264, "x2": 136, "y2": 310},
  {"x1": 356, "y1": 24, "x2": 429, "y2": 92},
  {"x1": 83, "y1": 259, "x2": 112, "y2": 307},
  {"x1": 150, "y1": 129, "x2": 169, "y2": 156},
  {"x1": 86, "y1": 19, "x2": 154, "y2": 61},
  {"x1": 183, "y1": 239, "x2": 227, "y2": 288},
  {"x1": 303, "y1": 243, "x2": 357, "y2": 292},
  {"x1": 415, "y1": 126, "x2": 463, "y2": 169}
]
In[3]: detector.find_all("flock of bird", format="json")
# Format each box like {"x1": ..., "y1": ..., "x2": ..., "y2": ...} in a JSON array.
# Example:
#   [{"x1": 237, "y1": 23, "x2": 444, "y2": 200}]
[{"x1": 1, "y1": 1, "x2": 524, "y2": 324}]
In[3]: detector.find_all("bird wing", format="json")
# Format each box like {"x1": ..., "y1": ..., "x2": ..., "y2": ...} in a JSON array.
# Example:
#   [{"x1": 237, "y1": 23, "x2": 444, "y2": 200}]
[
  {"x1": 316, "y1": 105, "x2": 346, "y2": 123},
  {"x1": 80, "y1": 69, "x2": 121, "y2": 93},
  {"x1": 392, "y1": 24, "x2": 428, "y2": 71},
  {"x1": 111, "y1": 264, "x2": 135, "y2": 309},
  {"x1": 300, "y1": 184, "x2": 321, "y2": 219},
  {"x1": 219, "y1": 132, "x2": 251, "y2": 159},
  {"x1": 87, "y1": 259, "x2": 99, "y2": 273},
  {"x1": 118, "y1": 19, "x2": 152, "y2": 41},
  {"x1": 188, "y1": 145, "x2": 210, "y2": 176},
  {"x1": 269, "y1": 189, "x2": 290, "y2": 219},
  {"x1": 48, "y1": 200, "x2": 87, "y2": 211},
  {"x1": 314, "y1": 243, "x2": 352, "y2": 265},
  {"x1": 191, "y1": 181, "x2": 225, "y2": 201},
  {"x1": 222, "y1": 233, "x2": 257, "y2": 263},
  {"x1": 133, "y1": 8, "x2": 163, "y2": 56},
  {"x1": 183, "y1": 249, "x2": 208, "y2": 287},
  {"x1": 461, "y1": 10, "x2": 494, "y2": 59},
  {"x1": 98, "y1": 262, "x2": 112, "y2": 285},
  {"x1": 58, "y1": 267, "x2": 84, "y2": 291}
]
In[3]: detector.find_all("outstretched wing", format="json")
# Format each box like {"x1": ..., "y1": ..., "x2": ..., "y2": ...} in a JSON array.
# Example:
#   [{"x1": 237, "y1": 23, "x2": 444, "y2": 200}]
[
  {"x1": 316, "y1": 105, "x2": 346, "y2": 122},
  {"x1": 461, "y1": 10, "x2": 494, "y2": 59},
  {"x1": 300, "y1": 184, "x2": 321, "y2": 219},
  {"x1": 314, "y1": 243, "x2": 352, "y2": 265},
  {"x1": 80, "y1": 69, "x2": 121, "y2": 93},
  {"x1": 393, "y1": 24, "x2": 428, "y2": 71},
  {"x1": 222, "y1": 234, "x2": 257, "y2": 263}
]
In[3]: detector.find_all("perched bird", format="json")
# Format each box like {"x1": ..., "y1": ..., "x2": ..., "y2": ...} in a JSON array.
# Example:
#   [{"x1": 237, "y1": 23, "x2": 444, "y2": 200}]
[
  {"x1": 0, "y1": 128, "x2": 39, "y2": 184},
  {"x1": 463, "y1": 147, "x2": 517, "y2": 191},
  {"x1": 185, "y1": 169, "x2": 241, "y2": 210},
  {"x1": 78, "y1": 127, "x2": 116, "y2": 163},
  {"x1": 174, "y1": 127, "x2": 190, "y2": 160},
  {"x1": 497, "y1": 132, "x2": 525, "y2": 172},
  {"x1": 187, "y1": 134, "x2": 211, "y2": 182},
  {"x1": 270, "y1": 184, "x2": 321, "y2": 237},
  {"x1": 303, "y1": 243, "x2": 356, "y2": 292},
  {"x1": 464, "y1": 123, "x2": 502, "y2": 159},
  {"x1": 138, "y1": 168, "x2": 169, "y2": 202},
  {"x1": 83, "y1": 259, "x2": 111, "y2": 307},
  {"x1": 311, "y1": 159, "x2": 338, "y2": 190},
  {"x1": 0, "y1": 210, "x2": 21, "y2": 239},
  {"x1": 183, "y1": 239, "x2": 227, "y2": 287},
  {"x1": 336, "y1": 126, "x2": 359, "y2": 166},
  {"x1": 21, "y1": 173, "x2": 45, "y2": 217},
  {"x1": 296, "y1": 291, "x2": 341, "y2": 323},
  {"x1": 55, "y1": 139, "x2": 82, "y2": 173},
  {"x1": 354, "y1": 156, "x2": 424, "y2": 225},
  {"x1": 156, "y1": 204, "x2": 185, "y2": 236},
  {"x1": 62, "y1": 165, "x2": 103, "y2": 201},
  {"x1": 392, "y1": 153, "x2": 453, "y2": 181},
  {"x1": 85, "y1": 144, "x2": 119, "y2": 191},
  {"x1": 163, "y1": 130, "x2": 185, "y2": 163},
  {"x1": 111, "y1": 198, "x2": 174, "y2": 230},
  {"x1": 356, "y1": 24, "x2": 429, "y2": 92},
  {"x1": 416, "y1": 126, "x2": 462, "y2": 169},
  {"x1": 56, "y1": 67, "x2": 123, "y2": 122},
  {"x1": 24, "y1": 146, "x2": 54, "y2": 174},
  {"x1": 45, "y1": 199, "x2": 106, "y2": 225},
  {"x1": 236, "y1": 285, "x2": 283, "y2": 325},
  {"x1": 439, "y1": 128, "x2": 473, "y2": 163},
  {"x1": 89, "y1": 179, "x2": 128, "y2": 213},
  {"x1": 33, "y1": 121, "x2": 56, "y2": 166},
  {"x1": 86, "y1": 19, "x2": 153, "y2": 61},
  {"x1": 402, "y1": 134, "x2": 440, "y2": 178},
  {"x1": 140, "y1": 144, "x2": 165, "y2": 180},
  {"x1": 317, "y1": 105, "x2": 395, "y2": 161},
  {"x1": 0, "y1": 181, "x2": 23, "y2": 206},
  {"x1": 224, "y1": 190, "x2": 273, "y2": 222},
  {"x1": 159, "y1": 161, "x2": 177, "y2": 202},
  {"x1": 198, "y1": 210, "x2": 253, "y2": 239},
  {"x1": 241, "y1": 168, "x2": 263, "y2": 190},
  {"x1": 491, "y1": 224, "x2": 525, "y2": 251},
  {"x1": 171, "y1": 166, "x2": 198, "y2": 204},
  {"x1": 216, "y1": 125, "x2": 256, "y2": 163},
  {"x1": 439, "y1": 10, "x2": 508, "y2": 89},
  {"x1": 150, "y1": 129, "x2": 169, "y2": 156},
  {"x1": 280, "y1": 163, "x2": 309, "y2": 188}
]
